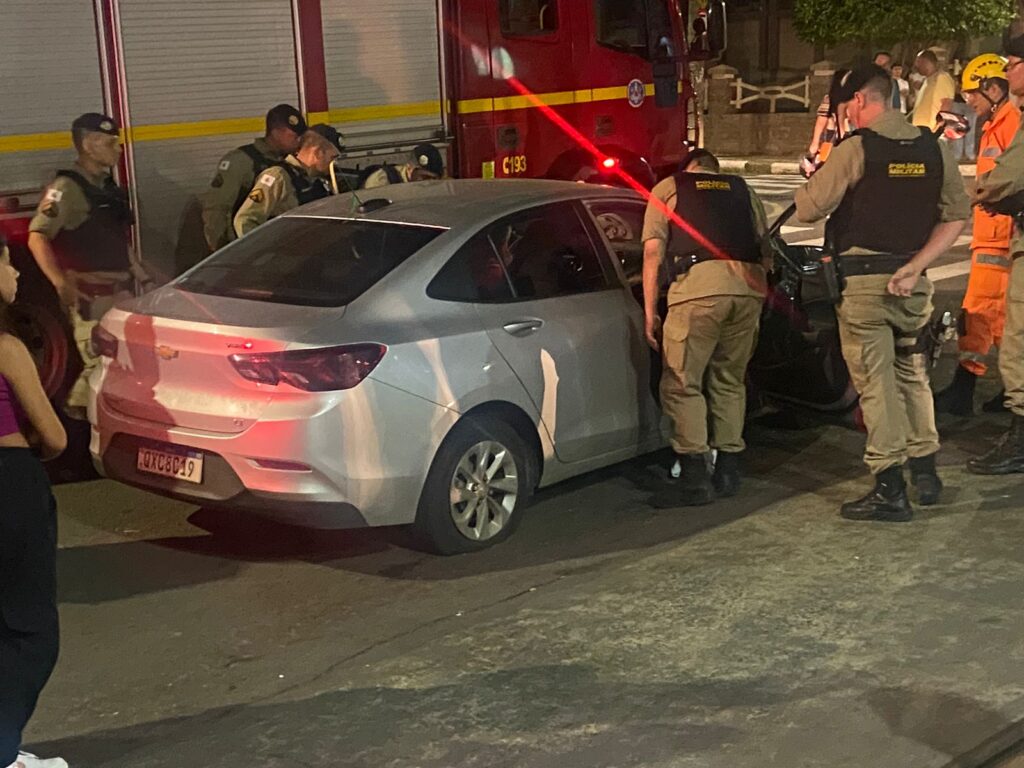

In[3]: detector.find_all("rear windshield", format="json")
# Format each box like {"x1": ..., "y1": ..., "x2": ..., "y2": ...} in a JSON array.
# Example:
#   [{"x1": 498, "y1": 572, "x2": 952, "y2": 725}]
[{"x1": 177, "y1": 217, "x2": 444, "y2": 307}]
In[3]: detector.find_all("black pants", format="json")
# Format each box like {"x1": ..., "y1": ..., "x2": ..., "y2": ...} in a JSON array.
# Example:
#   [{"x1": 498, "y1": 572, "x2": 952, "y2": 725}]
[{"x1": 0, "y1": 448, "x2": 59, "y2": 765}]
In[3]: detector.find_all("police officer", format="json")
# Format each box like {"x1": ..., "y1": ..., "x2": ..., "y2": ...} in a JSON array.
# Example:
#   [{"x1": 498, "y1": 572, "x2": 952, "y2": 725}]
[
  {"x1": 233, "y1": 127, "x2": 341, "y2": 237},
  {"x1": 307, "y1": 123, "x2": 346, "y2": 196},
  {"x1": 642, "y1": 149, "x2": 770, "y2": 507},
  {"x1": 200, "y1": 104, "x2": 306, "y2": 251},
  {"x1": 360, "y1": 144, "x2": 444, "y2": 189},
  {"x1": 968, "y1": 36, "x2": 1024, "y2": 475},
  {"x1": 26, "y1": 113, "x2": 147, "y2": 418},
  {"x1": 934, "y1": 54, "x2": 1019, "y2": 416},
  {"x1": 27, "y1": 113, "x2": 143, "y2": 312},
  {"x1": 795, "y1": 65, "x2": 970, "y2": 521}
]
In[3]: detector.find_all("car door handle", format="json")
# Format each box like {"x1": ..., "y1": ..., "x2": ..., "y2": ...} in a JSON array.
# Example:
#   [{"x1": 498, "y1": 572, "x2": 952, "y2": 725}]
[{"x1": 502, "y1": 319, "x2": 544, "y2": 337}]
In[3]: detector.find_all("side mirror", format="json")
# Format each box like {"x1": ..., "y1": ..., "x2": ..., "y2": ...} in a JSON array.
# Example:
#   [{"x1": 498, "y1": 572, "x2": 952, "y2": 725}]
[
  {"x1": 706, "y1": 0, "x2": 727, "y2": 58},
  {"x1": 653, "y1": 58, "x2": 680, "y2": 108}
]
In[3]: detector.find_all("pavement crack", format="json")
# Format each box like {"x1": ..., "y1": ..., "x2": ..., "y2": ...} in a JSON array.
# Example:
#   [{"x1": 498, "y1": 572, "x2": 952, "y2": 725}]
[{"x1": 258, "y1": 574, "x2": 566, "y2": 703}]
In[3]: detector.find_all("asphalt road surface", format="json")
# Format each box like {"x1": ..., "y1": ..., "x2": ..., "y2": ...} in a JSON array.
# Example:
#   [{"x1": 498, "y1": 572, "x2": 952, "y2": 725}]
[{"x1": 29, "y1": 178, "x2": 1024, "y2": 768}]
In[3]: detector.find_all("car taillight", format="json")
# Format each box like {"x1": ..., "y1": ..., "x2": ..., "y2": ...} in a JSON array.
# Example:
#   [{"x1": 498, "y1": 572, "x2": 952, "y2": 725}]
[
  {"x1": 229, "y1": 344, "x2": 386, "y2": 392},
  {"x1": 91, "y1": 325, "x2": 119, "y2": 359}
]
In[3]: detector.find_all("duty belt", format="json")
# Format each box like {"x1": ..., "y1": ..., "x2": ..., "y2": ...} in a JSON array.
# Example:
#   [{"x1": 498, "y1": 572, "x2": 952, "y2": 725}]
[
  {"x1": 839, "y1": 254, "x2": 917, "y2": 277},
  {"x1": 670, "y1": 251, "x2": 758, "y2": 278}
]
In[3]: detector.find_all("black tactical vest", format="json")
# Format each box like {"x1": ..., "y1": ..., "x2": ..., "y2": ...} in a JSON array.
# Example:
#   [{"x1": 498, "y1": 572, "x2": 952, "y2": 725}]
[
  {"x1": 357, "y1": 163, "x2": 404, "y2": 189},
  {"x1": 825, "y1": 127, "x2": 943, "y2": 255},
  {"x1": 278, "y1": 162, "x2": 331, "y2": 206},
  {"x1": 668, "y1": 172, "x2": 762, "y2": 264},
  {"x1": 50, "y1": 169, "x2": 132, "y2": 273}
]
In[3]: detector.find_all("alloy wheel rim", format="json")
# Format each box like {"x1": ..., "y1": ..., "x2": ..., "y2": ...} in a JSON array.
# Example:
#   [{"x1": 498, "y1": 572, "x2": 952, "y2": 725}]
[{"x1": 449, "y1": 440, "x2": 519, "y2": 542}]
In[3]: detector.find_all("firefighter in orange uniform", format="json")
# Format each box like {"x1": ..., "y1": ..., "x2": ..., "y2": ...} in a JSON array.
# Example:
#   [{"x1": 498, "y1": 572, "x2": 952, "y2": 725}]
[{"x1": 934, "y1": 54, "x2": 1020, "y2": 415}]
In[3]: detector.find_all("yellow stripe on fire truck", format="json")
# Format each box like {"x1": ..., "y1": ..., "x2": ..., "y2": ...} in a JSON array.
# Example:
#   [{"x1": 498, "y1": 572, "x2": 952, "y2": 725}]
[{"x1": 0, "y1": 84, "x2": 660, "y2": 153}]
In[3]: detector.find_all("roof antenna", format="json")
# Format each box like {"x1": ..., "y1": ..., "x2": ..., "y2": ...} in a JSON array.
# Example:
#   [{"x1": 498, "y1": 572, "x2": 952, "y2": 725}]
[{"x1": 329, "y1": 160, "x2": 365, "y2": 213}]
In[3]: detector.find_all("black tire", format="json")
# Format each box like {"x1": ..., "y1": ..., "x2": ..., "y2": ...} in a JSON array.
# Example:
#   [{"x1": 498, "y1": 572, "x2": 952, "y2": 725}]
[
  {"x1": 8, "y1": 299, "x2": 78, "y2": 401},
  {"x1": 413, "y1": 415, "x2": 535, "y2": 555}
]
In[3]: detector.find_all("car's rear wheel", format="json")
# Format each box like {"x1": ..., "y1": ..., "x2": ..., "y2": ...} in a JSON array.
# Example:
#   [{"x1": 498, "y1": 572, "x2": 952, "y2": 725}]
[{"x1": 413, "y1": 416, "x2": 533, "y2": 555}]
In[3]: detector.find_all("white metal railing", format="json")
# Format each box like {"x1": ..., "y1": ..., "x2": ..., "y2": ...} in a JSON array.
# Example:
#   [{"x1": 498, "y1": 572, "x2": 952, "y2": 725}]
[{"x1": 731, "y1": 76, "x2": 811, "y2": 112}]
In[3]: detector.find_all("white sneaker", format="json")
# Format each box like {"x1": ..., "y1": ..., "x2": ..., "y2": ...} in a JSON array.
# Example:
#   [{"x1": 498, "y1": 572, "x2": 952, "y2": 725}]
[{"x1": 9, "y1": 751, "x2": 69, "y2": 768}]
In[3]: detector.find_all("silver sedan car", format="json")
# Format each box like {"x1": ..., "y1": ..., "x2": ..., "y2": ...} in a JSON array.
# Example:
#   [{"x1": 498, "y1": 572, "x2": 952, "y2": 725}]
[{"x1": 89, "y1": 180, "x2": 664, "y2": 554}]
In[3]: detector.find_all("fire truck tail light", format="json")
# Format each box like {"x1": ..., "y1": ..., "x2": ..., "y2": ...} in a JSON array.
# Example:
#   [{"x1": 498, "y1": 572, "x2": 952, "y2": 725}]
[
  {"x1": 601, "y1": 157, "x2": 619, "y2": 170},
  {"x1": 229, "y1": 344, "x2": 387, "y2": 391}
]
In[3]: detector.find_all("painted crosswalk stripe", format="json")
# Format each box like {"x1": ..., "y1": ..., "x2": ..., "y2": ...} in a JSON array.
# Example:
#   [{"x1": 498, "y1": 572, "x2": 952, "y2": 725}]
[{"x1": 929, "y1": 260, "x2": 973, "y2": 282}]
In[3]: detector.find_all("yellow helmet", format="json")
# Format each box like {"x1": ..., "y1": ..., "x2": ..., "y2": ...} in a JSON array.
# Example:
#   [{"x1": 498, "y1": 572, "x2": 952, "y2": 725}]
[{"x1": 962, "y1": 54, "x2": 1008, "y2": 91}]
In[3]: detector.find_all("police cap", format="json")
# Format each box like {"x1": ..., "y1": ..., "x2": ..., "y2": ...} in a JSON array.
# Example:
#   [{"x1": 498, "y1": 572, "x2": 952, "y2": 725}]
[
  {"x1": 1005, "y1": 35, "x2": 1024, "y2": 61},
  {"x1": 310, "y1": 123, "x2": 345, "y2": 152},
  {"x1": 833, "y1": 64, "x2": 891, "y2": 104},
  {"x1": 411, "y1": 144, "x2": 444, "y2": 178},
  {"x1": 71, "y1": 113, "x2": 120, "y2": 136},
  {"x1": 266, "y1": 104, "x2": 307, "y2": 135}
]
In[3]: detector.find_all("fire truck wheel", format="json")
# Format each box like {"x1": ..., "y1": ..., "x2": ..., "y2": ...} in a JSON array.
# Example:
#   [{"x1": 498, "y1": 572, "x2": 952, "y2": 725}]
[
  {"x1": 413, "y1": 415, "x2": 536, "y2": 555},
  {"x1": 7, "y1": 301, "x2": 78, "y2": 401}
]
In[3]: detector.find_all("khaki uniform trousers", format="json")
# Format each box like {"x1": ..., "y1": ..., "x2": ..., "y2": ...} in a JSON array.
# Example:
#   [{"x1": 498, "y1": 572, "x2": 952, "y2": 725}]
[
  {"x1": 836, "y1": 279, "x2": 939, "y2": 474},
  {"x1": 660, "y1": 295, "x2": 761, "y2": 456},
  {"x1": 1001, "y1": 255, "x2": 1024, "y2": 416},
  {"x1": 66, "y1": 271, "x2": 134, "y2": 411}
]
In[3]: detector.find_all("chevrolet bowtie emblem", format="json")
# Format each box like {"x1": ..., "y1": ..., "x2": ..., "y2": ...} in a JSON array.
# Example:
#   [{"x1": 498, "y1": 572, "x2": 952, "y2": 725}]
[{"x1": 155, "y1": 345, "x2": 179, "y2": 361}]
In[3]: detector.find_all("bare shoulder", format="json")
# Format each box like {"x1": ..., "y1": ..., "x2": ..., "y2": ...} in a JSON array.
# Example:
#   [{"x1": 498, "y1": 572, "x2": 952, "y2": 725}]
[{"x1": 0, "y1": 332, "x2": 32, "y2": 372}]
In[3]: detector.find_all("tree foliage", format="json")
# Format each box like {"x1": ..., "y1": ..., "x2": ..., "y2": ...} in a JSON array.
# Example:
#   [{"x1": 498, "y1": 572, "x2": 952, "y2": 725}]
[{"x1": 793, "y1": 0, "x2": 1015, "y2": 47}]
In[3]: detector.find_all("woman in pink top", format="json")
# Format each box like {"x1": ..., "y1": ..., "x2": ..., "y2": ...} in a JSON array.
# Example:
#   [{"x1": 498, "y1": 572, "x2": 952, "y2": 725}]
[{"x1": 0, "y1": 237, "x2": 68, "y2": 768}]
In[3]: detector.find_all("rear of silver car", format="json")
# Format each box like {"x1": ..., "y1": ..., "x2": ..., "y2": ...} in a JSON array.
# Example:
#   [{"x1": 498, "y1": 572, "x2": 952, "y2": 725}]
[
  {"x1": 89, "y1": 215, "x2": 457, "y2": 529},
  {"x1": 91, "y1": 180, "x2": 665, "y2": 554}
]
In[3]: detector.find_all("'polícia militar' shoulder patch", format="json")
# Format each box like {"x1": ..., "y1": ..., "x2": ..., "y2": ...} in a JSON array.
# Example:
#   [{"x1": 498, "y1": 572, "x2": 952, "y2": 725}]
[{"x1": 249, "y1": 189, "x2": 265, "y2": 204}]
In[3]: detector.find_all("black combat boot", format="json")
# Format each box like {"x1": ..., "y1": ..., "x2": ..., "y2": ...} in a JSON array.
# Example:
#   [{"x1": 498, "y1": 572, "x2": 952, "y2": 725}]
[
  {"x1": 651, "y1": 455, "x2": 714, "y2": 508},
  {"x1": 712, "y1": 451, "x2": 742, "y2": 497},
  {"x1": 907, "y1": 453, "x2": 943, "y2": 506},
  {"x1": 933, "y1": 366, "x2": 977, "y2": 416},
  {"x1": 967, "y1": 414, "x2": 1024, "y2": 475},
  {"x1": 840, "y1": 466, "x2": 913, "y2": 522},
  {"x1": 982, "y1": 389, "x2": 1008, "y2": 413}
]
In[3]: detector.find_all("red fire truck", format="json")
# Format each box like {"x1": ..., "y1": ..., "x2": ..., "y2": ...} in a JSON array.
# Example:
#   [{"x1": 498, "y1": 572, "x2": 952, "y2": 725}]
[{"x1": 1, "y1": 0, "x2": 724, "y2": 397}]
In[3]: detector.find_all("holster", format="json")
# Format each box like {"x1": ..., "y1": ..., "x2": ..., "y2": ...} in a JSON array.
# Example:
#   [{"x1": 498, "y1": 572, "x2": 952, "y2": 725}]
[
  {"x1": 668, "y1": 252, "x2": 700, "y2": 280},
  {"x1": 896, "y1": 311, "x2": 956, "y2": 367},
  {"x1": 819, "y1": 251, "x2": 845, "y2": 305}
]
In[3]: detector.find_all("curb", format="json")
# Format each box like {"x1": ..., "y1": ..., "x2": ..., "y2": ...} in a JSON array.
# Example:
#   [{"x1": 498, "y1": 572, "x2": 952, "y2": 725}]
[
  {"x1": 720, "y1": 158, "x2": 977, "y2": 178},
  {"x1": 940, "y1": 711, "x2": 1024, "y2": 768}
]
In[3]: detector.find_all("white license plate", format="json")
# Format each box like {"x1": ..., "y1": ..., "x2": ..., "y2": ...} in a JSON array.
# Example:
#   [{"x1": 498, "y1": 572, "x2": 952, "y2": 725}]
[{"x1": 136, "y1": 445, "x2": 204, "y2": 484}]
